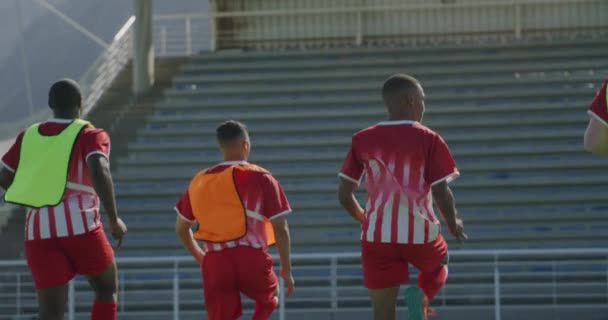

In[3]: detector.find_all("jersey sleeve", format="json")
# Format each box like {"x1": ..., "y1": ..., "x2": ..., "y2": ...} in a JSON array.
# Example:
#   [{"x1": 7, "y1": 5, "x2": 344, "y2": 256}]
[
  {"x1": 1, "y1": 131, "x2": 25, "y2": 173},
  {"x1": 588, "y1": 80, "x2": 608, "y2": 127},
  {"x1": 174, "y1": 190, "x2": 196, "y2": 223},
  {"x1": 80, "y1": 128, "x2": 111, "y2": 161},
  {"x1": 339, "y1": 137, "x2": 364, "y2": 185},
  {"x1": 425, "y1": 134, "x2": 460, "y2": 186},
  {"x1": 260, "y1": 174, "x2": 291, "y2": 220}
]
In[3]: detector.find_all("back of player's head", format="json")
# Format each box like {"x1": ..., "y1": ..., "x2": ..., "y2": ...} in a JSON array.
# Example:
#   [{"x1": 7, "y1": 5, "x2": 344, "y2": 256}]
[
  {"x1": 216, "y1": 120, "x2": 249, "y2": 148},
  {"x1": 48, "y1": 79, "x2": 82, "y2": 113},
  {"x1": 382, "y1": 74, "x2": 423, "y2": 109}
]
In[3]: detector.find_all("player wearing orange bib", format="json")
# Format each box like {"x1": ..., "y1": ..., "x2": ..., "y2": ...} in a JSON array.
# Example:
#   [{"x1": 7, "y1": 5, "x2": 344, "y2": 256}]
[{"x1": 174, "y1": 120, "x2": 294, "y2": 320}]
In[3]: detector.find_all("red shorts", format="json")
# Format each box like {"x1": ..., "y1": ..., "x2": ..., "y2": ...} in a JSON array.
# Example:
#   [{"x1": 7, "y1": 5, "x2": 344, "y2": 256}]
[
  {"x1": 201, "y1": 246, "x2": 278, "y2": 320},
  {"x1": 361, "y1": 234, "x2": 448, "y2": 289},
  {"x1": 25, "y1": 226, "x2": 114, "y2": 289}
]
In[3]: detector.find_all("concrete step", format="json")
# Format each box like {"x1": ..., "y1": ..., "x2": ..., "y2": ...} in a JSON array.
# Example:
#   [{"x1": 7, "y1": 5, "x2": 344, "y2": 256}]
[
  {"x1": 166, "y1": 74, "x2": 606, "y2": 97},
  {"x1": 180, "y1": 46, "x2": 608, "y2": 73},
  {"x1": 174, "y1": 60, "x2": 608, "y2": 84}
]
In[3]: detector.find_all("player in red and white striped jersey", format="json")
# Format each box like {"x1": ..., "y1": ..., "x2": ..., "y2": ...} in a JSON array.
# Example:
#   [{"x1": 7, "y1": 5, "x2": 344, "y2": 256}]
[
  {"x1": 584, "y1": 80, "x2": 608, "y2": 154},
  {"x1": 0, "y1": 80, "x2": 126, "y2": 320},
  {"x1": 338, "y1": 74, "x2": 467, "y2": 320}
]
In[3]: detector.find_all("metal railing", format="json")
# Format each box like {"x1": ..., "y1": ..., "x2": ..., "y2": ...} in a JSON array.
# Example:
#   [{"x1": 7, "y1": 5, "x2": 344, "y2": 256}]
[
  {"x1": 79, "y1": 16, "x2": 136, "y2": 115},
  {"x1": 1, "y1": 248, "x2": 608, "y2": 320},
  {"x1": 154, "y1": 14, "x2": 212, "y2": 57}
]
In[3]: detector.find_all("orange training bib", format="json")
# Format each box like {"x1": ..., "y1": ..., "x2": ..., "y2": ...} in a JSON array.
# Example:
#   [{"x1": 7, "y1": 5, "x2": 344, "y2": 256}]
[{"x1": 188, "y1": 164, "x2": 275, "y2": 245}]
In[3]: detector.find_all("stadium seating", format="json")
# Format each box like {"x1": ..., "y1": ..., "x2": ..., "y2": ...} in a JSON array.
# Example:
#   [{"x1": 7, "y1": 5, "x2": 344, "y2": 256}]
[
  {"x1": 3, "y1": 39, "x2": 608, "y2": 319},
  {"x1": 113, "y1": 39, "x2": 608, "y2": 257}
]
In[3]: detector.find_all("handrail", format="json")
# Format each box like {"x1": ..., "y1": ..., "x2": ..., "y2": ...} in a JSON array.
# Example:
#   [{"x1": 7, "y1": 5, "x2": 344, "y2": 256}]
[
  {"x1": 1, "y1": 247, "x2": 607, "y2": 266},
  {"x1": 79, "y1": 16, "x2": 136, "y2": 115},
  {"x1": 1, "y1": 248, "x2": 608, "y2": 320}
]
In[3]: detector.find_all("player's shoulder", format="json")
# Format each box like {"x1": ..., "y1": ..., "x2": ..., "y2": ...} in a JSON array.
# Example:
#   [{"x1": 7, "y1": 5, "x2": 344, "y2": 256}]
[
  {"x1": 80, "y1": 125, "x2": 110, "y2": 140},
  {"x1": 412, "y1": 122, "x2": 439, "y2": 135},
  {"x1": 352, "y1": 124, "x2": 381, "y2": 140},
  {"x1": 238, "y1": 163, "x2": 278, "y2": 183},
  {"x1": 82, "y1": 124, "x2": 108, "y2": 135}
]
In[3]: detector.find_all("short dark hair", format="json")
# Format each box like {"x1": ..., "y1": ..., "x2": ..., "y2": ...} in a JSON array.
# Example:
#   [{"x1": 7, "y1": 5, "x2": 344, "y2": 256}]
[
  {"x1": 382, "y1": 74, "x2": 421, "y2": 107},
  {"x1": 216, "y1": 120, "x2": 248, "y2": 146},
  {"x1": 48, "y1": 79, "x2": 82, "y2": 112}
]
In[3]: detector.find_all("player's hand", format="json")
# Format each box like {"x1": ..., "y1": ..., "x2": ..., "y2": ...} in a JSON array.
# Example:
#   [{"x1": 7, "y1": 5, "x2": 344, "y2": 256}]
[
  {"x1": 448, "y1": 218, "x2": 467, "y2": 245},
  {"x1": 194, "y1": 249, "x2": 205, "y2": 265},
  {"x1": 109, "y1": 217, "x2": 128, "y2": 249},
  {"x1": 281, "y1": 270, "x2": 295, "y2": 298}
]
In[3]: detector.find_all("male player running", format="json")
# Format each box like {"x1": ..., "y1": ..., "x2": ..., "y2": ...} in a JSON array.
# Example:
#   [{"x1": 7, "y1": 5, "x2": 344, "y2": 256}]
[
  {"x1": 0, "y1": 79, "x2": 127, "y2": 320},
  {"x1": 337, "y1": 74, "x2": 467, "y2": 320},
  {"x1": 584, "y1": 80, "x2": 608, "y2": 154},
  {"x1": 175, "y1": 120, "x2": 294, "y2": 320}
]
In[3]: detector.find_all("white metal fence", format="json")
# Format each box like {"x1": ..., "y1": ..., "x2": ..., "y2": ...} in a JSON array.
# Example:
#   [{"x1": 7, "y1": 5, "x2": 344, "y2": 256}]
[
  {"x1": 1, "y1": 248, "x2": 608, "y2": 320},
  {"x1": 154, "y1": 14, "x2": 212, "y2": 57}
]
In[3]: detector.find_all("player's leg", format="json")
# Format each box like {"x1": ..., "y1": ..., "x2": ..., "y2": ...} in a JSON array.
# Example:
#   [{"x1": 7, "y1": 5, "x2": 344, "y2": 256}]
[
  {"x1": 410, "y1": 235, "x2": 449, "y2": 301},
  {"x1": 202, "y1": 250, "x2": 243, "y2": 320},
  {"x1": 61, "y1": 227, "x2": 117, "y2": 320},
  {"x1": 37, "y1": 285, "x2": 69, "y2": 320},
  {"x1": 361, "y1": 241, "x2": 408, "y2": 320},
  {"x1": 85, "y1": 261, "x2": 119, "y2": 320},
  {"x1": 368, "y1": 286, "x2": 400, "y2": 320},
  {"x1": 25, "y1": 239, "x2": 76, "y2": 320},
  {"x1": 236, "y1": 247, "x2": 279, "y2": 320},
  {"x1": 406, "y1": 235, "x2": 449, "y2": 320}
]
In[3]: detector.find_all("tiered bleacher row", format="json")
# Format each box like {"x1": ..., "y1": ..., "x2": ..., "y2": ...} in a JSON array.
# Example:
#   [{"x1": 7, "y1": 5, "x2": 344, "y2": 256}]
[
  {"x1": 105, "y1": 39, "x2": 608, "y2": 319},
  {"x1": 116, "y1": 40, "x2": 608, "y2": 256},
  {"x1": 3, "y1": 39, "x2": 608, "y2": 320}
]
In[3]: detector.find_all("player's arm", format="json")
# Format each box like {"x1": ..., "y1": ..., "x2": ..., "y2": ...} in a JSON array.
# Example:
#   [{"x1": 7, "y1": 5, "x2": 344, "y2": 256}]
[
  {"x1": 432, "y1": 181, "x2": 467, "y2": 244},
  {"x1": 175, "y1": 217, "x2": 205, "y2": 264},
  {"x1": 0, "y1": 167, "x2": 14, "y2": 191},
  {"x1": 87, "y1": 154, "x2": 127, "y2": 247},
  {"x1": 262, "y1": 174, "x2": 295, "y2": 296},
  {"x1": 87, "y1": 154, "x2": 118, "y2": 221},
  {"x1": 271, "y1": 215, "x2": 293, "y2": 294},
  {"x1": 337, "y1": 178, "x2": 365, "y2": 224},
  {"x1": 584, "y1": 116, "x2": 608, "y2": 154},
  {"x1": 338, "y1": 138, "x2": 365, "y2": 224}
]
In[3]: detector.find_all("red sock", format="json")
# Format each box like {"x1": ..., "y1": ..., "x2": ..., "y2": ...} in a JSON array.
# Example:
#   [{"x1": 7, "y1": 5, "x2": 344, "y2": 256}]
[{"x1": 91, "y1": 301, "x2": 117, "y2": 320}]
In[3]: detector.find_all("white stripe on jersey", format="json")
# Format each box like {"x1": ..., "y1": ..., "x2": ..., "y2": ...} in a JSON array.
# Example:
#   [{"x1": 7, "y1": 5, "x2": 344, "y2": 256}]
[
  {"x1": 366, "y1": 192, "x2": 383, "y2": 241},
  {"x1": 396, "y1": 195, "x2": 409, "y2": 243},
  {"x1": 68, "y1": 199, "x2": 85, "y2": 235},
  {"x1": 54, "y1": 203, "x2": 69, "y2": 237},
  {"x1": 380, "y1": 196, "x2": 394, "y2": 243},
  {"x1": 428, "y1": 221, "x2": 440, "y2": 242},
  {"x1": 412, "y1": 202, "x2": 425, "y2": 244},
  {"x1": 27, "y1": 210, "x2": 36, "y2": 240},
  {"x1": 39, "y1": 208, "x2": 50, "y2": 239},
  {"x1": 84, "y1": 210, "x2": 96, "y2": 231},
  {"x1": 226, "y1": 241, "x2": 237, "y2": 248}
]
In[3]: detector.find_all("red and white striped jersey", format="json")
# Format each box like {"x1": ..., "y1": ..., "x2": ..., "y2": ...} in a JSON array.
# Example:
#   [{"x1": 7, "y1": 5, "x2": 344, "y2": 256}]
[
  {"x1": 175, "y1": 161, "x2": 291, "y2": 253},
  {"x1": 1, "y1": 118, "x2": 110, "y2": 241},
  {"x1": 339, "y1": 120, "x2": 459, "y2": 245},
  {"x1": 587, "y1": 80, "x2": 608, "y2": 125}
]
